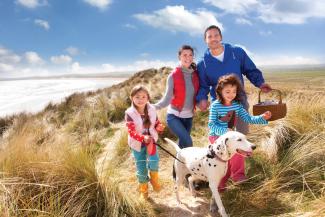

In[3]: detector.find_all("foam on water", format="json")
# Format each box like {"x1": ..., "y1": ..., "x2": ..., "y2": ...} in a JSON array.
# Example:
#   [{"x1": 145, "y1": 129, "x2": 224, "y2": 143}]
[{"x1": 0, "y1": 78, "x2": 124, "y2": 117}]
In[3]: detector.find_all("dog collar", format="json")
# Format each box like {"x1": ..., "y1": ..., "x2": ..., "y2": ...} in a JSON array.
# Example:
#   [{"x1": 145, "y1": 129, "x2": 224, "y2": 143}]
[{"x1": 214, "y1": 155, "x2": 228, "y2": 163}]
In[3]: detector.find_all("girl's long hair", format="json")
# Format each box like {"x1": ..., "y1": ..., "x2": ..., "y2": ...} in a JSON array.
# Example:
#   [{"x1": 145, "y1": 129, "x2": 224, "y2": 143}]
[
  {"x1": 215, "y1": 74, "x2": 245, "y2": 104},
  {"x1": 130, "y1": 85, "x2": 151, "y2": 128}
]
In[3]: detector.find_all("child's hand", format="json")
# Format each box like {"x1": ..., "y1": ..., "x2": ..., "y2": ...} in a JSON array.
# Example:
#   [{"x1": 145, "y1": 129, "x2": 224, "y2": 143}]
[
  {"x1": 156, "y1": 123, "x2": 165, "y2": 133},
  {"x1": 262, "y1": 111, "x2": 272, "y2": 120},
  {"x1": 144, "y1": 135, "x2": 153, "y2": 144}
]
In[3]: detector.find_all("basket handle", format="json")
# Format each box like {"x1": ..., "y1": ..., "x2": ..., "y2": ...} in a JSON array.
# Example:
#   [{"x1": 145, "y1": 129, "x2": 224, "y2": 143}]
[{"x1": 258, "y1": 89, "x2": 283, "y2": 104}]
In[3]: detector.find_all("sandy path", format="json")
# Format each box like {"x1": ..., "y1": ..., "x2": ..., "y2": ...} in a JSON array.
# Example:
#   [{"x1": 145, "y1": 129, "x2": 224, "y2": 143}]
[{"x1": 95, "y1": 123, "x2": 217, "y2": 216}]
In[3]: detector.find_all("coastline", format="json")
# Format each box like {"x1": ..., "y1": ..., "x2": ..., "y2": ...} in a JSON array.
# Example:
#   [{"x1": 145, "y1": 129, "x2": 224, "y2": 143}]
[{"x1": 0, "y1": 77, "x2": 128, "y2": 118}]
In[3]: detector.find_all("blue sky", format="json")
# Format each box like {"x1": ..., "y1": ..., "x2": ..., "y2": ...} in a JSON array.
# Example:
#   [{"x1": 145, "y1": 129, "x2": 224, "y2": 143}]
[{"x1": 0, "y1": 0, "x2": 324, "y2": 78}]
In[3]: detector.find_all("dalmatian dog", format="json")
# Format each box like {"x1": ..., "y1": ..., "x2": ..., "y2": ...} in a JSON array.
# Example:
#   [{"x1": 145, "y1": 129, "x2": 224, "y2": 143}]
[{"x1": 164, "y1": 131, "x2": 256, "y2": 217}]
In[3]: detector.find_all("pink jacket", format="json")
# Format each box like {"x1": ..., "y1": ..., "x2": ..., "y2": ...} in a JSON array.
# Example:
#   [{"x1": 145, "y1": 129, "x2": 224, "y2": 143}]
[{"x1": 125, "y1": 103, "x2": 159, "y2": 152}]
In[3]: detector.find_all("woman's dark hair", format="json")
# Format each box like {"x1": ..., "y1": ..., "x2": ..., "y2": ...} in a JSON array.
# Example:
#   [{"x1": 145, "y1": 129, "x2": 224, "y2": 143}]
[
  {"x1": 204, "y1": 25, "x2": 222, "y2": 39},
  {"x1": 130, "y1": 85, "x2": 151, "y2": 128},
  {"x1": 216, "y1": 74, "x2": 245, "y2": 104},
  {"x1": 178, "y1": 44, "x2": 194, "y2": 56},
  {"x1": 178, "y1": 45, "x2": 196, "y2": 70}
]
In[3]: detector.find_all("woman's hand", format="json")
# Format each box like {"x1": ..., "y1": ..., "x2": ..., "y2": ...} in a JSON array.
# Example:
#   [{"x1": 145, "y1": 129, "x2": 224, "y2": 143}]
[
  {"x1": 262, "y1": 111, "x2": 272, "y2": 120},
  {"x1": 198, "y1": 100, "x2": 209, "y2": 111}
]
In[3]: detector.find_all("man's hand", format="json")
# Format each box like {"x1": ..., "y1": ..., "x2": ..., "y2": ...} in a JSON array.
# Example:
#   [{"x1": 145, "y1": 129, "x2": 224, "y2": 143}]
[
  {"x1": 198, "y1": 99, "x2": 209, "y2": 111},
  {"x1": 260, "y1": 83, "x2": 272, "y2": 93}
]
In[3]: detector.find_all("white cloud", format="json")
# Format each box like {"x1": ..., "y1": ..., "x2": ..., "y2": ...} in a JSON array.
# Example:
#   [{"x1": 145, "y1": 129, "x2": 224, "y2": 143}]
[
  {"x1": 124, "y1": 23, "x2": 137, "y2": 29},
  {"x1": 83, "y1": 0, "x2": 112, "y2": 10},
  {"x1": 71, "y1": 62, "x2": 81, "y2": 72},
  {"x1": 134, "y1": 5, "x2": 223, "y2": 36},
  {"x1": 203, "y1": 0, "x2": 325, "y2": 24},
  {"x1": 203, "y1": 0, "x2": 259, "y2": 15},
  {"x1": 34, "y1": 19, "x2": 50, "y2": 30},
  {"x1": 259, "y1": 30, "x2": 272, "y2": 36},
  {"x1": 255, "y1": 55, "x2": 321, "y2": 66},
  {"x1": 69, "y1": 60, "x2": 177, "y2": 75},
  {"x1": 140, "y1": 53, "x2": 150, "y2": 58},
  {"x1": 51, "y1": 55, "x2": 72, "y2": 64},
  {"x1": 231, "y1": 44, "x2": 321, "y2": 66},
  {"x1": 65, "y1": 46, "x2": 80, "y2": 56},
  {"x1": 24, "y1": 51, "x2": 44, "y2": 65},
  {"x1": 0, "y1": 47, "x2": 21, "y2": 64},
  {"x1": 235, "y1": 17, "x2": 252, "y2": 25},
  {"x1": 258, "y1": 0, "x2": 325, "y2": 24},
  {"x1": 103, "y1": 60, "x2": 177, "y2": 72},
  {"x1": 16, "y1": 0, "x2": 48, "y2": 9},
  {"x1": 0, "y1": 63, "x2": 14, "y2": 72}
]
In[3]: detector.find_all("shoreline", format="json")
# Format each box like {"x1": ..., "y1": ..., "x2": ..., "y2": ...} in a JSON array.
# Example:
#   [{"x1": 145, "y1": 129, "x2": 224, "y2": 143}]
[
  {"x1": 0, "y1": 77, "x2": 127, "y2": 118},
  {"x1": 0, "y1": 75, "x2": 130, "y2": 81}
]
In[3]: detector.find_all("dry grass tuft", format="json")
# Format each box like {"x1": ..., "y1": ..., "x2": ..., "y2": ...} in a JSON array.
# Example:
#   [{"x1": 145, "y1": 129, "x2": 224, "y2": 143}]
[{"x1": 1, "y1": 68, "x2": 325, "y2": 216}]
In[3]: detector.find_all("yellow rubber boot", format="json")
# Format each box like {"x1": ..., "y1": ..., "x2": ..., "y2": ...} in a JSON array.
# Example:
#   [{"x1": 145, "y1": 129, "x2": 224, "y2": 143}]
[
  {"x1": 139, "y1": 183, "x2": 149, "y2": 199},
  {"x1": 150, "y1": 171, "x2": 161, "y2": 192}
]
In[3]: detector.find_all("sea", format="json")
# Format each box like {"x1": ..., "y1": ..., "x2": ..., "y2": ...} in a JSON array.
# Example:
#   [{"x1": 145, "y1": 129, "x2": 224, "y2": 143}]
[{"x1": 0, "y1": 77, "x2": 126, "y2": 118}]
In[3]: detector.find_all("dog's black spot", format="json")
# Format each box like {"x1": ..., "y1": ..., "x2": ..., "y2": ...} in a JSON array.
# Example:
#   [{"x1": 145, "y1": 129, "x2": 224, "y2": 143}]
[
  {"x1": 214, "y1": 164, "x2": 217, "y2": 167},
  {"x1": 201, "y1": 174, "x2": 204, "y2": 176},
  {"x1": 208, "y1": 163, "x2": 211, "y2": 167},
  {"x1": 194, "y1": 172, "x2": 197, "y2": 175},
  {"x1": 199, "y1": 164, "x2": 201, "y2": 167},
  {"x1": 197, "y1": 168, "x2": 199, "y2": 171},
  {"x1": 237, "y1": 138, "x2": 242, "y2": 141},
  {"x1": 191, "y1": 168, "x2": 195, "y2": 171},
  {"x1": 208, "y1": 145, "x2": 211, "y2": 149},
  {"x1": 206, "y1": 159, "x2": 208, "y2": 162},
  {"x1": 207, "y1": 149, "x2": 216, "y2": 158}
]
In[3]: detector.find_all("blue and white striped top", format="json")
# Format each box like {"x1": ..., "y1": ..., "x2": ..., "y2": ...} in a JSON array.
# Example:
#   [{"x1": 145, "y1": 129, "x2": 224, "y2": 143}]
[{"x1": 208, "y1": 100, "x2": 267, "y2": 136}]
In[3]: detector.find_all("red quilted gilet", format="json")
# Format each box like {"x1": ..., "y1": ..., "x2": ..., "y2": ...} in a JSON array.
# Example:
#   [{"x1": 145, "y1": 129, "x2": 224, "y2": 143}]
[{"x1": 170, "y1": 67, "x2": 200, "y2": 111}]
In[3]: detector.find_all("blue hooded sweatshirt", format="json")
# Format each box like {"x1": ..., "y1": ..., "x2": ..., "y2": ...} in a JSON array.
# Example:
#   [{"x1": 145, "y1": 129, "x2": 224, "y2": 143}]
[{"x1": 196, "y1": 43, "x2": 265, "y2": 102}]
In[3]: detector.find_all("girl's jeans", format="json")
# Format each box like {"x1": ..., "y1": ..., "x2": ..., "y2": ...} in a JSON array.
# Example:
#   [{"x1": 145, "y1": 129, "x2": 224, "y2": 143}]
[
  {"x1": 132, "y1": 146, "x2": 159, "y2": 183},
  {"x1": 167, "y1": 113, "x2": 193, "y2": 149}
]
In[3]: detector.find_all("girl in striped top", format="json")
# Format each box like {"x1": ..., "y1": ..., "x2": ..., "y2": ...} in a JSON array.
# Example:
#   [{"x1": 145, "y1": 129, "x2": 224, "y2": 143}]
[{"x1": 208, "y1": 74, "x2": 271, "y2": 191}]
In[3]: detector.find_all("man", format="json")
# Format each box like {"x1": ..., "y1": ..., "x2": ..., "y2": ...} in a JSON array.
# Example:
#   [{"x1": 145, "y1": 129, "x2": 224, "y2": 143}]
[{"x1": 196, "y1": 25, "x2": 272, "y2": 184}]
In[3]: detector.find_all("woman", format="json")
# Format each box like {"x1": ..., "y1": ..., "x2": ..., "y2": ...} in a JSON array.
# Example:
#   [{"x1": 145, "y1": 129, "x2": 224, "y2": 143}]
[{"x1": 154, "y1": 45, "x2": 199, "y2": 149}]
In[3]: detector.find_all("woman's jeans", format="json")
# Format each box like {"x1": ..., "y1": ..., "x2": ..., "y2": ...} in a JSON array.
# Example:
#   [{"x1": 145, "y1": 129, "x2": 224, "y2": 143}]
[
  {"x1": 132, "y1": 146, "x2": 159, "y2": 183},
  {"x1": 167, "y1": 113, "x2": 193, "y2": 149}
]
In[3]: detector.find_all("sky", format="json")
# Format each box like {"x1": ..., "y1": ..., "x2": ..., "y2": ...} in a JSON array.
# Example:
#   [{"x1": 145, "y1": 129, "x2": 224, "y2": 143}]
[{"x1": 0, "y1": 0, "x2": 325, "y2": 78}]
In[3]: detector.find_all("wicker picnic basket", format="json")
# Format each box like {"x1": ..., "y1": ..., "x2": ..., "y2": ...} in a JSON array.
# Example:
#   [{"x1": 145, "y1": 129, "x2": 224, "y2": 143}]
[{"x1": 252, "y1": 89, "x2": 287, "y2": 121}]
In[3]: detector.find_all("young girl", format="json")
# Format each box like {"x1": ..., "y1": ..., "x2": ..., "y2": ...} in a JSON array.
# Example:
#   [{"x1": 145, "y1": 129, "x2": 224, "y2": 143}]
[
  {"x1": 125, "y1": 85, "x2": 164, "y2": 199},
  {"x1": 208, "y1": 74, "x2": 271, "y2": 191},
  {"x1": 154, "y1": 45, "x2": 199, "y2": 149}
]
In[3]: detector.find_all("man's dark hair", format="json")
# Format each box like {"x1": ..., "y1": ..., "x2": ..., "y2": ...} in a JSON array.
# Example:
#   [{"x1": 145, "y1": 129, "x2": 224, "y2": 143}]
[{"x1": 204, "y1": 25, "x2": 222, "y2": 39}]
